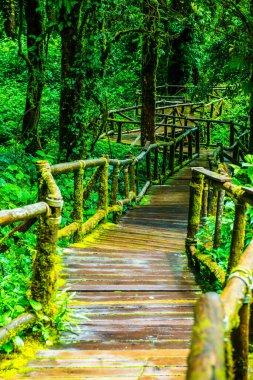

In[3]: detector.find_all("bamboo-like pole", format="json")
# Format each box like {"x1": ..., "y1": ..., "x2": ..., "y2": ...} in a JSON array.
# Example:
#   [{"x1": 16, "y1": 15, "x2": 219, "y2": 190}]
[
  {"x1": 227, "y1": 200, "x2": 247, "y2": 273},
  {"x1": 31, "y1": 161, "x2": 63, "y2": 316},
  {"x1": 186, "y1": 169, "x2": 204, "y2": 259},
  {"x1": 213, "y1": 190, "x2": 225, "y2": 249},
  {"x1": 73, "y1": 166, "x2": 85, "y2": 242},
  {"x1": 187, "y1": 293, "x2": 225, "y2": 380}
]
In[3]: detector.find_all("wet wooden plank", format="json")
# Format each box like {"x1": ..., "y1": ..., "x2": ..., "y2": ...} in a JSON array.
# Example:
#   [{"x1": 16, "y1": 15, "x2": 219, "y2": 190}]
[{"x1": 18, "y1": 153, "x2": 211, "y2": 379}]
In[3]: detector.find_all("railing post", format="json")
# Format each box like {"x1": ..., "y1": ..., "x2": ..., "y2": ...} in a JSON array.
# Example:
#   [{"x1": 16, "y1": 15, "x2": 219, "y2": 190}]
[
  {"x1": 227, "y1": 199, "x2": 247, "y2": 273},
  {"x1": 73, "y1": 165, "x2": 85, "y2": 242},
  {"x1": 98, "y1": 156, "x2": 109, "y2": 213},
  {"x1": 154, "y1": 147, "x2": 159, "y2": 181},
  {"x1": 186, "y1": 169, "x2": 204, "y2": 259},
  {"x1": 213, "y1": 190, "x2": 225, "y2": 249},
  {"x1": 229, "y1": 121, "x2": 235, "y2": 144},
  {"x1": 206, "y1": 121, "x2": 211, "y2": 146},
  {"x1": 31, "y1": 161, "x2": 63, "y2": 316},
  {"x1": 188, "y1": 133, "x2": 193, "y2": 159},
  {"x1": 146, "y1": 151, "x2": 151, "y2": 181},
  {"x1": 110, "y1": 161, "x2": 120, "y2": 206},
  {"x1": 117, "y1": 122, "x2": 122, "y2": 143},
  {"x1": 129, "y1": 159, "x2": 137, "y2": 198},
  {"x1": 162, "y1": 146, "x2": 167, "y2": 175},
  {"x1": 123, "y1": 167, "x2": 130, "y2": 199},
  {"x1": 186, "y1": 293, "x2": 226, "y2": 380},
  {"x1": 169, "y1": 143, "x2": 175, "y2": 172},
  {"x1": 195, "y1": 127, "x2": 200, "y2": 156},
  {"x1": 231, "y1": 303, "x2": 250, "y2": 380},
  {"x1": 202, "y1": 180, "x2": 209, "y2": 219},
  {"x1": 210, "y1": 103, "x2": 214, "y2": 118}
]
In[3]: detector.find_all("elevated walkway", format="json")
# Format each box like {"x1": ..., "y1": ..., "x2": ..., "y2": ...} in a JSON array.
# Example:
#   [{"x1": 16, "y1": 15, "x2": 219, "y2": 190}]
[{"x1": 16, "y1": 153, "x2": 210, "y2": 379}]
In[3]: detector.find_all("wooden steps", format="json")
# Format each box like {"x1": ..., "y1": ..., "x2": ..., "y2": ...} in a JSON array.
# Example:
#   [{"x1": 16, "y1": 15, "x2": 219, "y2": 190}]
[{"x1": 15, "y1": 152, "x2": 210, "y2": 379}]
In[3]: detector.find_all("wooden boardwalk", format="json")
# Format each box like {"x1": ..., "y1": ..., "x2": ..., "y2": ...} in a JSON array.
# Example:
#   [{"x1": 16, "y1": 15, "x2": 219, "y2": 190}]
[{"x1": 17, "y1": 154, "x2": 209, "y2": 379}]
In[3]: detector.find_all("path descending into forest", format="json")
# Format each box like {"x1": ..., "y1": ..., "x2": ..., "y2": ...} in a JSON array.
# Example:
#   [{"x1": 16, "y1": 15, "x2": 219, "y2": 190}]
[{"x1": 16, "y1": 152, "x2": 209, "y2": 380}]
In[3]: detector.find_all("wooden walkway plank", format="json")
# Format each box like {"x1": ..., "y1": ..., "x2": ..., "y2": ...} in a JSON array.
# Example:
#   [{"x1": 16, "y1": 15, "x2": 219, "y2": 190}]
[{"x1": 14, "y1": 153, "x2": 210, "y2": 380}]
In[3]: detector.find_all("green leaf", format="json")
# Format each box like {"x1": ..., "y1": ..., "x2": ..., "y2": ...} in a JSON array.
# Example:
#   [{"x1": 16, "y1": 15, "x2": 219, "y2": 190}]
[
  {"x1": 13, "y1": 336, "x2": 24, "y2": 347},
  {"x1": 29, "y1": 299, "x2": 42, "y2": 311},
  {"x1": 2, "y1": 342, "x2": 14, "y2": 353}
]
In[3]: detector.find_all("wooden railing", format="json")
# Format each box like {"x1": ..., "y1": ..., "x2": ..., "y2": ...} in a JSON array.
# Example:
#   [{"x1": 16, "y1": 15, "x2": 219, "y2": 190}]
[
  {"x1": 186, "y1": 167, "x2": 253, "y2": 380},
  {"x1": 0, "y1": 126, "x2": 200, "y2": 347},
  {"x1": 105, "y1": 97, "x2": 224, "y2": 146}
]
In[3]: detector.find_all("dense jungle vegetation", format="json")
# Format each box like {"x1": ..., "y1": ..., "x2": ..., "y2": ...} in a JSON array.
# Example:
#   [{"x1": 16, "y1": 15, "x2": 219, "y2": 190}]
[{"x1": 1, "y1": 0, "x2": 253, "y2": 356}]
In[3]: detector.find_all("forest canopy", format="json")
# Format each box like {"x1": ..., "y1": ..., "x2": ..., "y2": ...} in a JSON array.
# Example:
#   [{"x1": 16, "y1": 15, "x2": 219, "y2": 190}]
[{"x1": 0, "y1": 0, "x2": 252, "y2": 192}]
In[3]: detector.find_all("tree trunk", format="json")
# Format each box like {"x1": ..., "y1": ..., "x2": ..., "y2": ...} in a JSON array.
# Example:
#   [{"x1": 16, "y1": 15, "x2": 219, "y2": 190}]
[
  {"x1": 21, "y1": 0, "x2": 45, "y2": 154},
  {"x1": 141, "y1": 0, "x2": 159, "y2": 146},
  {"x1": 2, "y1": 0, "x2": 16, "y2": 39},
  {"x1": 59, "y1": 2, "x2": 84, "y2": 161}
]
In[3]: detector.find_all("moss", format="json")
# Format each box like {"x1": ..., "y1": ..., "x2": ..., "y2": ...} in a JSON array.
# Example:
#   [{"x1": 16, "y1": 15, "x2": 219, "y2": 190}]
[
  {"x1": 139, "y1": 195, "x2": 151, "y2": 205},
  {"x1": 0, "y1": 338, "x2": 43, "y2": 379}
]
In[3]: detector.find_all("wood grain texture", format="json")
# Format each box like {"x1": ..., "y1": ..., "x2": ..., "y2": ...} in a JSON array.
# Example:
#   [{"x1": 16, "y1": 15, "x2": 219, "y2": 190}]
[{"x1": 16, "y1": 153, "x2": 210, "y2": 379}]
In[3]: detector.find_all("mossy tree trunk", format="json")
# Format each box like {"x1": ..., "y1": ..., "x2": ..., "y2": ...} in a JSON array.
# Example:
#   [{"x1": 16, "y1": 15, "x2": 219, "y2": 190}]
[
  {"x1": 59, "y1": 2, "x2": 84, "y2": 161},
  {"x1": 21, "y1": 0, "x2": 45, "y2": 154},
  {"x1": 1, "y1": 0, "x2": 16, "y2": 39},
  {"x1": 59, "y1": 1, "x2": 109, "y2": 162},
  {"x1": 141, "y1": 0, "x2": 159, "y2": 146}
]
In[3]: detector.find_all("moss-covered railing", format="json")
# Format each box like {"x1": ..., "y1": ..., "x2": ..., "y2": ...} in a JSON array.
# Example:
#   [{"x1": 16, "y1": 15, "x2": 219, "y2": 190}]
[
  {"x1": 106, "y1": 97, "x2": 224, "y2": 146},
  {"x1": 0, "y1": 126, "x2": 200, "y2": 348},
  {"x1": 186, "y1": 167, "x2": 253, "y2": 380}
]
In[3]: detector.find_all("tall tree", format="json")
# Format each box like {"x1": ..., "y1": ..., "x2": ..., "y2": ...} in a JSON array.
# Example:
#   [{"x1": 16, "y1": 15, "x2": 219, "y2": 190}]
[
  {"x1": 19, "y1": 0, "x2": 45, "y2": 154},
  {"x1": 59, "y1": 1, "x2": 109, "y2": 161},
  {"x1": 141, "y1": 0, "x2": 160, "y2": 146},
  {"x1": 1, "y1": 0, "x2": 16, "y2": 39}
]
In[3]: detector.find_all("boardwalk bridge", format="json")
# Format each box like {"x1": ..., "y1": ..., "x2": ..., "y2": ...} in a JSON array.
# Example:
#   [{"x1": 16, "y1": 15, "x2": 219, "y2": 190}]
[{"x1": 0, "y1": 86, "x2": 252, "y2": 379}]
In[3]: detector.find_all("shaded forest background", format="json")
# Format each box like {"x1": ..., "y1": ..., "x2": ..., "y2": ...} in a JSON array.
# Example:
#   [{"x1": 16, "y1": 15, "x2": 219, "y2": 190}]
[{"x1": 1, "y1": 0, "x2": 253, "y2": 356}]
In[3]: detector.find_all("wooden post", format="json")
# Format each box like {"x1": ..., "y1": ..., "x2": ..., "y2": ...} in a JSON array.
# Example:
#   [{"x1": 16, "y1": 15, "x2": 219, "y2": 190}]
[
  {"x1": 98, "y1": 157, "x2": 109, "y2": 212},
  {"x1": 210, "y1": 103, "x2": 214, "y2": 118},
  {"x1": 135, "y1": 162, "x2": 139, "y2": 196},
  {"x1": 195, "y1": 127, "x2": 200, "y2": 155},
  {"x1": 169, "y1": 143, "x2": 175, "y2": 172},
  {"x1": 117, "y1": 122, "x2": 122, "y2": 143},
  {"x1": 233, "y1": 144, "x2": 239, "y2": 162},
  {"x1": 188, "y1": 133, "x2": 193, "y2": 159},
  {"x1": 231, "y1": 303, "x2": 250, "y2": 380},
  {"x1": 73, "y1": 166, "x2": 85, "y2": 242},
  {"x1": 213, "y1": 190, "x2": 225, "y2": 249},
  {"x1": 110, "y1": 162, "x2": 120, "y2": 206},
  {"x1": 31, "y1": 161, "x2": 63, "y2": 316},
  {"x1": 209, "y1": 182, "x2": 218, "y2": 216},
  {"x1": 154, "y1": 147, "x2": 159, "y2": 180},
  {"x1": 146, "y1": 151, "x2": 151, "y2": 181},
  {"x1": 206, "y1": 121, "x2": 211, "y2": 146},
  {"x1": 162, "y1": 146, "x2": 167, "y2": 175},
  {"x1": 123, "y1": 167, "x2": 130, "y2": 199},
  {"x1": 202, "y1": 180, "x2": 208, "y2": 219},
  {"x1": 227, "y1": 200, "x2": 247, "y2": 273},
  {"x1": 129, "y1": 160, "x2": 137, "y2": 197},
  {"x1": 187, "y1": 293, "x2": 226, "y2": 380},
  {"x1": 186, "y1": 170, "x2": 204, "y2": 257},
  {"x1": 171, "y1": 124, "x2": 176, "y2": 139}
]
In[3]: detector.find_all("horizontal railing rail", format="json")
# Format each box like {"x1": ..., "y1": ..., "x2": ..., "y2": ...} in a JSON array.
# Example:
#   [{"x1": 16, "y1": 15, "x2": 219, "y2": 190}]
[
  {"x1": 186, "y1": 167, "x2": 253, "y2": 380},
  {"x1": 105, "y1": 98, "x2": 224, "y2": 146},
  {"x1": 0, "y1": 124, "x2": 200, "y2": 348}
]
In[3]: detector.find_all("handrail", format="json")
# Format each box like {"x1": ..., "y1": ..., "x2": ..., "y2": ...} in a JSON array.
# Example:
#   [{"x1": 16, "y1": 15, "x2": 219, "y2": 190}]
[
  {"x1": 0, "y1": 124, "x2": 200, "y2": 348},
  {"x1": 106, "y1": 97, "x2": 224, "y2": 146},
  {"x1": 186, "y1": 167, "x2": 253, "y2": 379}
]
